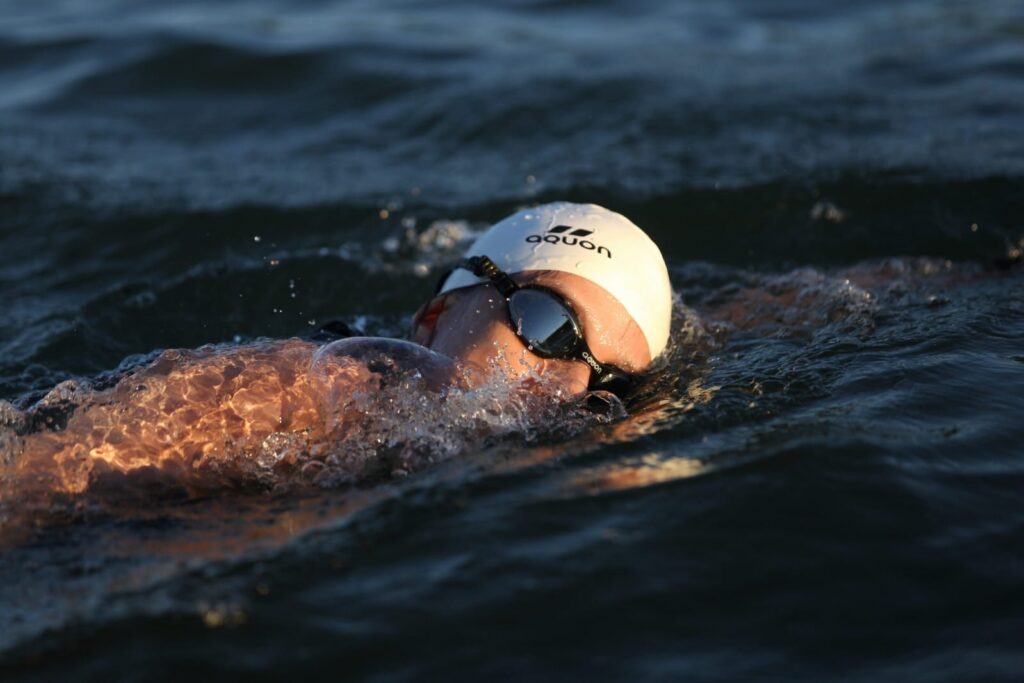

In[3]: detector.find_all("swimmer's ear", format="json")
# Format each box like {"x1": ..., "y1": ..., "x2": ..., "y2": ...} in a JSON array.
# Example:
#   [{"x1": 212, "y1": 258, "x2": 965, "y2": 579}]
[
  {"x1": 410, "y1": 300, "x2": 431, "y2": 344},
  {"x1": 410, "y1": 293, "x2": 451, "y2": 345}
]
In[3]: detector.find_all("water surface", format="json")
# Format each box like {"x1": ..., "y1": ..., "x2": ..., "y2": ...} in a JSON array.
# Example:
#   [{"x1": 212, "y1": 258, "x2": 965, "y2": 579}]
[{"x1": 2, "y1": 0, "x2": 1024, "y2": 680}]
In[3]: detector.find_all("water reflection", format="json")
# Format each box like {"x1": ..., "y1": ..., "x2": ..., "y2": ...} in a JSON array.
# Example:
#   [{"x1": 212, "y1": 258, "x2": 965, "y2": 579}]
[{"x1": 564, "y1": 451, "x2": 707, "y2": 494}]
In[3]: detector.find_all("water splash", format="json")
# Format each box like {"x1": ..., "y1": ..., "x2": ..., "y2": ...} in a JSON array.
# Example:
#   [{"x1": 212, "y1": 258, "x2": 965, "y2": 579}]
[
  {"x1": 301, "y1": 338, "x2": 618, "y2": 487},
  {"x1": 0, "y1": 337, "x2": 619, "y2": 525},
  {"x1": 379, "y1": 218, "x2": 483, "y2": 277}
]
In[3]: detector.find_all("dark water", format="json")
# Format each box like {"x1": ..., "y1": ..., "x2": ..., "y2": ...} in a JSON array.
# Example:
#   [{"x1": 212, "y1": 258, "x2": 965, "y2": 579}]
[{"x1": 3, "y1": 0, "x2": 1024, "y2": 680}]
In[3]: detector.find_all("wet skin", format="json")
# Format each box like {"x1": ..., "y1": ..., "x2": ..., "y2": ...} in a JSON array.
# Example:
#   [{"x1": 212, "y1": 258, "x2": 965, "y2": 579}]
[
  {"x1": 8, "y1": 271, "x2": 653, "y2": 494},
  {"x1": 413, "y1": 270, "x2": 652, "y2": 396}
]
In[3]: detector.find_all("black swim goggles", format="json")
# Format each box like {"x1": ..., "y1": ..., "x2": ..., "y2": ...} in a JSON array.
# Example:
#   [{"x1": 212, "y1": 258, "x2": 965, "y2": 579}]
[{"x1": 450, "y1": 255, "x2": 635, "y2": 397}]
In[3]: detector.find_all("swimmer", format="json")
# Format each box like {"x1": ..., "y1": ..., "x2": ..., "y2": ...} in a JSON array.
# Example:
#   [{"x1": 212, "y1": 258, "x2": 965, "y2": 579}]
[{"x1": 5, "y1": 203, "x2": 673, "y2": 495}]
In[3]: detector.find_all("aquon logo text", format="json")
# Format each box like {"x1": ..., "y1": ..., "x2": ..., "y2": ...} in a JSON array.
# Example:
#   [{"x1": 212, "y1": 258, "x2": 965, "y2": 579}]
[{"x1": 525, "y1": 225, "x2": 612, "y2": 258}]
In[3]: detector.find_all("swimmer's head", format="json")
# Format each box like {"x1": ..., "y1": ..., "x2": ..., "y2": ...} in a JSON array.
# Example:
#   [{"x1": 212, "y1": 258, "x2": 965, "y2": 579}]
[
  {"x1": 439, "y1": 203, "x2": 672, "y2": 359},
  {"x1": 412, "y1": 203, "x2": 673, "y2": 395}
]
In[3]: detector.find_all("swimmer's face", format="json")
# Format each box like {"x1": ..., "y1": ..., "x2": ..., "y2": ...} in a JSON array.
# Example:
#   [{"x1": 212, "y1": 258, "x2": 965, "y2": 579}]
[{"x1": 411, "y1": 271, "x2": 651, "y2": 396}]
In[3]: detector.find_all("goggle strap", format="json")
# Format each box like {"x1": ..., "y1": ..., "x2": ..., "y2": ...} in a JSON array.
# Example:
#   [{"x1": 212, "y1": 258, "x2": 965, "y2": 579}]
[{"x1": 461, "y1": 256, "x2": 519, "y2": 298}]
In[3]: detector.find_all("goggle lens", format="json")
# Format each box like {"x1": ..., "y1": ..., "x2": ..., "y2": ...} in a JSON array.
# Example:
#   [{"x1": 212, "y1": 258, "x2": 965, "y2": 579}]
[{"x1": 507, "y1": 289, "x2": 581, "y2": 357}]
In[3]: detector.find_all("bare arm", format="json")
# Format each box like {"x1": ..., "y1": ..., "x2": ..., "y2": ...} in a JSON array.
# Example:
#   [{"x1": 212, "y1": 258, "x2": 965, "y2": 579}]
[{"x1": 13, "y1": 339, "x2": 370, "y2": 494}]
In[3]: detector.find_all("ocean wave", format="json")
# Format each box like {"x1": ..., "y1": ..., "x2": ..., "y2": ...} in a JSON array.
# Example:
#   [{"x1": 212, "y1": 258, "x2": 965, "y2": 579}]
[{"x1": 2, "y1": 1, "x2": 1024, "y2": 210}]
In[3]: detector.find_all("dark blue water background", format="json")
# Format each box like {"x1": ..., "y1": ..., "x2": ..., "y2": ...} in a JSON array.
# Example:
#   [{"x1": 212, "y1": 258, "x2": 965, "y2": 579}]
[{"x1": 2, "y1": 0, "x2": 1024, "y2": 680}]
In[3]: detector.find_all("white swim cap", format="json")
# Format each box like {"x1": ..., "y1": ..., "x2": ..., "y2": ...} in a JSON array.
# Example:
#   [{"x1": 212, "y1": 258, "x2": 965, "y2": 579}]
[{"x1": 440, "y1": 202, "x2": 673, "y2": 359}]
